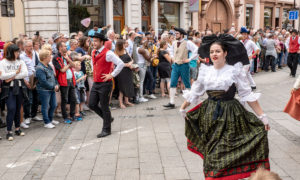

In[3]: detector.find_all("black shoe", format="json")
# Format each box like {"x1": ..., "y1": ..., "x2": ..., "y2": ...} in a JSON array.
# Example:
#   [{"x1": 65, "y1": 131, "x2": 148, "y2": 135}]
[
  {"x1": 292, "y1": 75, "x2": 296, "y2": 78},
  {"x1": 163, "y1": 103, "x2": 175, "y2": 109},
  {"x1": 111, "y1": 117, "x2": 114, "y2": 123},
  {"x1": 278, "y1": 66, "x2": 282, "y2": 69},
  {"x1": 6, "y1": 132, "x2": 13, "y2": 141},
  {"x1": 132, "y1": 99, "x2": 140, "y2": 104},
  {"x1": 97, "y1": 131, "x2": 111, "y2": 138},
  {"x1": 15, "y1": 129, "x2": 25, "y2": 136},
  {"x1": 251, "y1": 86, "x2": 256, "y2": 91},
  {"x1": 80, "y1": 111, "x2": 87, "y2": 116}
]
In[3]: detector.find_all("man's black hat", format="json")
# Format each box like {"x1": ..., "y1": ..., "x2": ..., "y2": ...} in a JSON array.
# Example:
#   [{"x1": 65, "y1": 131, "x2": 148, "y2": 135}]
[
  {"x1": 34, "y1": 31, "x2": 39, "y2": 36},
  {"x1": 92, "y1": 33, "x2": 108, "y2": 41},
  {"x1": 291, "y1": 29, "x2": 298, "y2": 34},
  {"x1": 174, "y1": 27, "x2": 187, "y2": 35}
]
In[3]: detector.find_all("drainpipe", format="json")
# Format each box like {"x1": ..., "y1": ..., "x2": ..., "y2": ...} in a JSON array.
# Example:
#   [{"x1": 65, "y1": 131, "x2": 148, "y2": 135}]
[
  {"x1": 21, "y1": 0, "x2": 26, "y2": 36},
  {"x1": 56, "y1": 0, "x2": 60, "y2": 32}
]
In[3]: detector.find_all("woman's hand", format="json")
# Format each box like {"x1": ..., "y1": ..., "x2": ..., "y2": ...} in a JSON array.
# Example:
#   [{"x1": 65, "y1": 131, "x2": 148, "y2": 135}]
[
  {"x1": 179, "y1": 109, "x2": 187, "y2": 119},
  {"x1": 16, "y1": 65, "x2": 21, "y2": 74},
  {"x1": 258, "y1": 114, "x2": 270, "y2": 131},
  {"x1": 265, "y1": 124, "x2": 270, "y2": 131},
  {"x1": 5, "y1": 76, "x2": 15, "y2": 83}
]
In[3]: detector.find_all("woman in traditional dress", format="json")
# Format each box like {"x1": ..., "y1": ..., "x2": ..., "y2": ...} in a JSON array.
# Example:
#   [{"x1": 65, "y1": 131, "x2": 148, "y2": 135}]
[{"x1": 180, "y1": 34, "x2": 270, "y2": 180}]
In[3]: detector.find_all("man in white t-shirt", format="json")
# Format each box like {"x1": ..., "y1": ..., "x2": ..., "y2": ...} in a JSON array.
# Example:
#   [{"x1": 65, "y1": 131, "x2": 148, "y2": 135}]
[{"x1": 240, "y1": 27, "x2": 260, "y2": 90}]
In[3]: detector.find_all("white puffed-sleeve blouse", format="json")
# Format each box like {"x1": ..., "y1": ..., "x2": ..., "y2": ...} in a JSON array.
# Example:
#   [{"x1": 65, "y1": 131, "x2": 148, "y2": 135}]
[{"x1": 183, "y1": 62, "x2": 260, "y2": 104}]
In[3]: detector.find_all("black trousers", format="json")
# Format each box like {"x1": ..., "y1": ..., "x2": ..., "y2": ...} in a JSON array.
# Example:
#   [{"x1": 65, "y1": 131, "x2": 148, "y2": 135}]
[
  {"x1": 264, "y1": 55, "x2": 276, "y2": 71},
  {"x1": 60, "y1": 81, "x2": 76, "y2": 119},
  {"x1": 23, "y1": 88, "x2": 39, "y2": 119},
  {"x1": 287, "y1": 53, "x2": 299, "y2": 76},
  {"x1": 88, "y1": 81, "x2": 112, "y2": 131},
  {"x1": 6, "y1": 88, "x2": 23, "y2": 131}
]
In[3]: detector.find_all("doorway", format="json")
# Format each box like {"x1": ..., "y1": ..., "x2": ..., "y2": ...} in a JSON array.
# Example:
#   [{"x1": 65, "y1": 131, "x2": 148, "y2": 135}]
[{"x1": 206, "y1": 0, "x2": 229, "y2": 32}]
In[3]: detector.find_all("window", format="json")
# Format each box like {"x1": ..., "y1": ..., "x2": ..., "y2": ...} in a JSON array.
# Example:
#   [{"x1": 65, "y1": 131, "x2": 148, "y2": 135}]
[
  {"x1": 275, "y1": 7, "x2": 280, "y2": 28},
  {"x1": 282, "y1": 9, "x2": 289, "y2": 29},
  {"x1": 82, "y1": 0, "x2": 91, "y2": 5},
  {"x1": 158, "y1": 2, "x2": 180, "y2": 34},
  {"x1": 1, "y1": 0, "x2": 15, "y2": 17},
  {"x1": 246, "y1": 4, "x2": 253, "y2": 28},
  {"x1": 264, "y1": 7, "x2": 272, "y2": 28}
]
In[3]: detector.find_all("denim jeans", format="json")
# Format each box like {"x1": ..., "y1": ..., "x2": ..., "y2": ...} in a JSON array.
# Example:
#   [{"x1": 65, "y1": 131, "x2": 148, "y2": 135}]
[
  {"x1": 277, "y1": 52, "x2": 283, "y2": 67},
  {"x1": 145, "y1": 66, "x2": 154, "y2": 94},
  {"x1": 150, "y1": 66, "x2": 158, "y2": 91},
  {"x1": 38, "y1": 90, "x2": 57, "y2": 124},
  {"x1": 138, "y1": 63, "x2": 146, "y2": 98}
]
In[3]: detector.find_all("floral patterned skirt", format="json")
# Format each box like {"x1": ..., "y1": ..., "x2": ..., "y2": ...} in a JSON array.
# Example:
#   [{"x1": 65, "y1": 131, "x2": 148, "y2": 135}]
[{"x1": 185, "y1": 98, "x2": 269, "y2": 180}]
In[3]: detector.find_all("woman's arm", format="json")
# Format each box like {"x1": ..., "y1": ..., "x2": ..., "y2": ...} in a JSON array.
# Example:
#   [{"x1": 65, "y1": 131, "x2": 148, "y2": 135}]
[
  {"x1": 163, "y1": 53, "x2": 173, "y2": 63},
  {"x1": 247, "y1": 101, "x2": 270, "y2": 130}
]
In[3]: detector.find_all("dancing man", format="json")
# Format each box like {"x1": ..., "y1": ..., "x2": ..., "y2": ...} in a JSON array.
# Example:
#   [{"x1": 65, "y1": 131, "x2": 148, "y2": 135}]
[
  {"x1": 88, "y1": 33, "x2": 124, "y2": 138},
  {"x1": 163, "y1": 28, "x2": 198, "y2": 109},
  {"x1": 285, "y1": 29, "x2": 300, "y2": 77},
  {"x1": 240, "y1": 27, "x2": 260, "y2": 90}
]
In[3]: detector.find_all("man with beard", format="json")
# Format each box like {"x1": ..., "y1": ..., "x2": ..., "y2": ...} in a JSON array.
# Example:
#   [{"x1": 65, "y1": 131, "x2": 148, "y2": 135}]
[{"x1": 163, "y1": 28, "x2": 198, "y2": 109}]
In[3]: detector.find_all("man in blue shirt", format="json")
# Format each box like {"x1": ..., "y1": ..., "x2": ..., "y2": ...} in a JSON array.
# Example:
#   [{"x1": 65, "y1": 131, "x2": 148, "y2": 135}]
[{"x1": 88, "y1": 24, "x2": 111, "y2": 37}]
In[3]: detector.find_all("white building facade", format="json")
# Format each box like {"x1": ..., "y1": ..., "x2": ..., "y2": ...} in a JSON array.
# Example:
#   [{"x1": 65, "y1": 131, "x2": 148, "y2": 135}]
[{"x1": 23, "y1": 0, "x2": 69, "y2": 39}]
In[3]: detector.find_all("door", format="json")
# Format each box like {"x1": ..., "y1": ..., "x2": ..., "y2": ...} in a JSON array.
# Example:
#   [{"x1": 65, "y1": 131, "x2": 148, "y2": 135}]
[
  {"x1": 206, "y1": 0, "x2": 229, "y2": 32},
  {"x1": 212, "y1": 23, "x2": 221, "y2": 33},
  {"x1": 113, "y1": 0, "x2": 124, "y2": 34}
]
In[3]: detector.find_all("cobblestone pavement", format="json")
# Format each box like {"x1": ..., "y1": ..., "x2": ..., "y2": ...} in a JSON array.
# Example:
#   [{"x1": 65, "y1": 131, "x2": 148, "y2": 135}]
[{"x1": 0, "y1": 67, "x2": 300, "y2": 180}]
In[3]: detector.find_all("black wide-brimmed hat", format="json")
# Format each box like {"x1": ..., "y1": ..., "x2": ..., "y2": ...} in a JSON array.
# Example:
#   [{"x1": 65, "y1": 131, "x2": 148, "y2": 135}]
[
  {"x1": 198, "y1": 34, "x2": 249, "y2": 65},
  {"x1": 92, "y1": 33, "x2": 108, "y2": 41},
  {"x1": 291, "y1": 29, "x2": 298, "y2": 34},
  {"x1": 174, "y1": 27, "x2": 187, "y2": 35}
]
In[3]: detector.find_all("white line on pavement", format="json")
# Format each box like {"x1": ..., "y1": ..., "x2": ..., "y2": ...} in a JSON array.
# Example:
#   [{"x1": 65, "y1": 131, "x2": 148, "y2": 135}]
[
  {"x1": 69, "y1": 127, "x2": 143, "y2": 150},
  {"x1": 6, "y1": 152, "x2": 56, "y2": 169},
  {"x1": 119, "y1": 127, "x2": 142, "y2": 134}
]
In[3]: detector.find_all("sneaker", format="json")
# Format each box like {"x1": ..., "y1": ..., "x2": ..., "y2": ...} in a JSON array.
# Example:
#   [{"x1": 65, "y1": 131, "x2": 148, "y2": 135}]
[
  {"x1": 24, "y1": 118, "x2": 31, "y2": 124},
  {"x1": 83, "y1": 104, "x2": 90, "y2": 111},
  {"x1": 64, "y1": 118, "x2": 72, "y2": 124},
  {"x1": 139, "y1": 97, "x2": 149, "y2": 103},
  {"x1": 44, "y1": 123, "x2": 55, "y2": 129},
  {"x1": 73, "y1": 116, "x2": 83, "y2": 121},
  {"x1": 6, "y1": 133, "x2": 13, "y2": 141},
  {"x1": 55, "y1": 113, "x2": 62, "y2": 118},
  {"x1": 15, "y1": 129, "x2": 25, "y2": 136},
  {"x1": 51, "y1": 120, "x2": 60, "y2": 125},
  {"x1": 32, "y1": 116, "x2": 43, "y2": 121},
  {"x1": 148, "y1": 94, "x2": 157, "y2": 99},
  {"x1": 20, "y1": 122, "x2": 29, "y2": 129}
]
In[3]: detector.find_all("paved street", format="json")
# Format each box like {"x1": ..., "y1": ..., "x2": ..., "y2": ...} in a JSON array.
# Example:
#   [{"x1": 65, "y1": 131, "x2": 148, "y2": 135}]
[{"x1": 0, "y1": 67, "x2": 300, "y2": 180}]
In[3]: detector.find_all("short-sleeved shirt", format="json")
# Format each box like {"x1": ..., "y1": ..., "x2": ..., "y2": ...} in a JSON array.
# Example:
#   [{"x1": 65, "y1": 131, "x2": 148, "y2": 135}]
[
  {"x1": 75, "y1": 71, "x2": 85, "y2": 89},
  {"x1": 63, "y1": 58, "x2": 73, "y2": 79},
  {"x1": 188, "y1": 51, "x2": 198, "y2": 68},
  {"x1": 88, "y1": 28, "x2": 102, "y2": 37}
]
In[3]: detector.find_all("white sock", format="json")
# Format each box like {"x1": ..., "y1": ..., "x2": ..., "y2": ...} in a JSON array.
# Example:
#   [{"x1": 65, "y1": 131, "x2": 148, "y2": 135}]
[{"x1": 170, "y1": 88, "x2": 176, "y2": 104}]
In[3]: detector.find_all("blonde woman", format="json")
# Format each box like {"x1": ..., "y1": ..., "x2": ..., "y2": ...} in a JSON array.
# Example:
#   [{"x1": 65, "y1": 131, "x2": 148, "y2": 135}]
[{"x1": 42, "y1": 44, "x2": 62, "y2": 117}]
